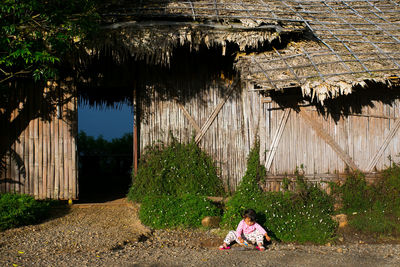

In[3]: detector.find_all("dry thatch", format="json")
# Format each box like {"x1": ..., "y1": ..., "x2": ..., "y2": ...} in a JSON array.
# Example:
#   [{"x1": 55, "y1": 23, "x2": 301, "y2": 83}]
[
  {"x1": 236, "y1": 0, "x2": 400, "y2": 103},
  {"x1": 91, "y1": 0, "x2": 400, "y2": 103}
]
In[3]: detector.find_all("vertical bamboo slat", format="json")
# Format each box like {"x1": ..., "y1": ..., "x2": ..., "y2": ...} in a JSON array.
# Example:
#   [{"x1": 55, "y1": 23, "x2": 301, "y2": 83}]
[
  {"x1": 63, "y1": 98, "x2": 69, "y2": 200},
  {"x1": 54, "y1": 100, "x2": 60, "y2": 199},
  {"x1": 42, "y1": 100, "x2": 48, "y2": 198},
  {"x1": 38, "y1": 117, "x2": 43, "y2": 199},
  {"x1": 59, "y1": 106, "x2": 65, "y2": 200},
  {"x1": 28, "y1": 88, "x2": 35, "y2": 196},
  {"x1": 71, "y1": 93, "x2": 77, "y2": 199},
  {"x1": 49, "y1": 115, "x2": 55, "y2": 199}
]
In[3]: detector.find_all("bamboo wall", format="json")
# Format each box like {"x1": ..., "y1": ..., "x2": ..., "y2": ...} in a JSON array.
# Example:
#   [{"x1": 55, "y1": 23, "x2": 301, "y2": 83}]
[
  {"x1": 0, "y1": 83, "x2": 78, "y2": 200},
  {"x1": 140, "y1": 81, "x2": 400, "y2": 191},
  {"x1": 259, "y1": 100, "x2": 400, "y2": 176},
  {"x1": 140, "y1": 81, "x2": 252, "y2": 190}
]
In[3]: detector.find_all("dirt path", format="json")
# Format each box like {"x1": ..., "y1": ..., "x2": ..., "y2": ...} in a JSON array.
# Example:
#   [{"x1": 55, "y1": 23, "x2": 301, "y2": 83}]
[{"x1": 1, "y1": 198, "x2": 399, "y2": 267}]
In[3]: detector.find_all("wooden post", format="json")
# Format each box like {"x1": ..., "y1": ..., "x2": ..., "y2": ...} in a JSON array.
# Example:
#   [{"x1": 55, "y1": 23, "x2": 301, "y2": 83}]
[{"x1": 133, "y1": 89, "x2": 138, "y2": 176}]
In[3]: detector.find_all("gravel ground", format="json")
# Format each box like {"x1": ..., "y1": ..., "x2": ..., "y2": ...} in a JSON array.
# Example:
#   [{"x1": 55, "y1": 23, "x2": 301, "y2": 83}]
[{"x1": 1, "y1": 199, "x2": 400, "y2": 267}]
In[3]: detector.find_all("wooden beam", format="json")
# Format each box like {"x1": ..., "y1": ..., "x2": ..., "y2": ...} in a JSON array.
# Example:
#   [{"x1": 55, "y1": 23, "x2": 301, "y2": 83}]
[
  {"x1": 103, "y1": 20, "x2": 286, "y2": 32},
  {"x1": 366, "y1": 118, "x2": 400, "y2": 172},
  {"x1": 265, "y1": 109, "x2": 291, "y2": 171},
  {"x1": 299, "y1": 109, "x2": 359, "y2": 171},
  {"x1": 175, "y1": 101, "x2": 201, "y2": 133},
  {"x1": 261, "y1": 96, "x2": 272, "y2": 103},
  {"x1": 195, "y1": 79, "x2": 239, "y2": 144}
]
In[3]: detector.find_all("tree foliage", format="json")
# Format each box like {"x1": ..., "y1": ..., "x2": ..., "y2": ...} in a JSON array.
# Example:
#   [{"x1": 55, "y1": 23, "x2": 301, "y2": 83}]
[
  {"x1": 0, "y1": 0, "x2": 99, "y2": 178},
  {"x1": 0, "y1": 0, "x2": 99, "y2": 84}
]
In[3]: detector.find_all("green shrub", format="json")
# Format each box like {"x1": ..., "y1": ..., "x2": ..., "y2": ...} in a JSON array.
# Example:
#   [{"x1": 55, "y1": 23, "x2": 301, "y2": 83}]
[
  {"x1": 127, "y1": 137, "x2": 224, "y2": 202},
  {"x1": 334, "y1": 167, "x2": 400, "y2": 236},
  {"x1": 294, "y1": 170, "x2": 334, "y2": 214},
  {"x1": 139, "y1": 194, "x2": 221, "y2": 229},
  {"x1": 378, "y1": 162, "x2": 400, "y2": 209},
  {"x1": 263, "y1": 191, "x2": 337, "y2": 244},
  {"x1": 222, "y1": 146, "x2": 336, "y2": 244},
  {"x1": 0, "y1": 193, "x2": 54, "y2": 231},
  {"x1": 221, "y1": 141, "x2": 266, "y2": 229},
  {"x1": 349, "y1": 201, "x2": 394, "y2": 234},
  {"x1": 339, "y1": 171, "x2": 373, "y2": 213}
]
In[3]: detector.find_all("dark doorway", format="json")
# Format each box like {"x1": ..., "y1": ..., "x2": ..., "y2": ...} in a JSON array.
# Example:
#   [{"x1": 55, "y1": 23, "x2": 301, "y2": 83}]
[{"x1": 77, "y1": 103, "x2": 133, "y2": 203}]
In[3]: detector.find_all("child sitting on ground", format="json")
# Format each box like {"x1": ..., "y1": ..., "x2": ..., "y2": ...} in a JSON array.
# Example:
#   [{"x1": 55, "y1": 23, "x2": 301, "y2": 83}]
[{"x1": 219, "y1": 208, "x2": 271, "y2": 251}]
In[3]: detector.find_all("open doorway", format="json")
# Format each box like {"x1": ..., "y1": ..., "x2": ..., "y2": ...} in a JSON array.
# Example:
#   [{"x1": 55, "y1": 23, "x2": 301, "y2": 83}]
[{"x1": 77, "y1": 102, "x2": 133, "y2": 203}]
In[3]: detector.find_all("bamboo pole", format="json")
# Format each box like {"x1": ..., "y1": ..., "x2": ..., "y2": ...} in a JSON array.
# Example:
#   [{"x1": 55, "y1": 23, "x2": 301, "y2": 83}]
[
  {"x1": 28, "y1": 87, "x2": 35, "y2": 197},
  {"x1": 23, "y1": 92, "x2": 29, "y2": 195},
  {"x1": 133, "y1": 89, "x2": 138, "y2": 176},
  {"x1": 34, "y1": 116, "x2": 39, "y2": 198},
  {"x1": 38, "y1": 116, "x2": 43, "y2": 199},
  {"x1": 62, "y1": 92, "x2": 69, "y2": 200},
  {"x1": 71, "y1": 91, "x2": 77, "y2": 199},
  {"x1": 67, "y1": 91, "x2": 73, "y2": 199},
  {"x1": 59, "y1": 102, "x2": 65, "y2": 200},
  {"x1": 54, "y1": 102, "x2": 60, "y2": 199},
  {"x1": 49, "y1": 113, "x2": 54, "y2": 199},
  {"x1": 10, "y1": 88, "x2": 16, "y2": 193},
  {"x1": 42, "y1": 86, "x2": 48, "y2": 198}
]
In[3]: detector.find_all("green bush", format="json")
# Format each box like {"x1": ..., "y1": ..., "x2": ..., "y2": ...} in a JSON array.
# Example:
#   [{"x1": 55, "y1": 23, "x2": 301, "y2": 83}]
[
  {"x1": 222, "y1": 145, "x2": 336, "y2": 244},
  {"x1": 222, "y1": 141, "x2": 266, "y2": 229},
  {"x1": 334, "y1": 166, "x2": 400, "y2": 236},
  {"x1": 139, "y1": 194, "x2": 221, "y2": 229},
  {"x1": 127, "y1": 137, "x2": 224, "y2": 202},
  {"x1": 349, "y1": 201, "x2": 394, "y2": 234},
  {"x1": 378, "y1": 162, "x2": 400, "y2": 210},
  {"x1": 0, "y1": 193, "x2": 54, "y2": 231},
  {"x1": 263, "y1": 191, "x2": 337, "y2": 244},
  {"x1": 340, "y1": 171, "x2": 373, "y2": 213}
]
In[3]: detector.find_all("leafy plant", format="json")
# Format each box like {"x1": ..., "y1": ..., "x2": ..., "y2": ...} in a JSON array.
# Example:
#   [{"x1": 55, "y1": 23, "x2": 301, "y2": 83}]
[
  {"x1": 222, "y1": 144, "x2": 336, "y2": 244},
  {"x1": 127, "y1": 137, "x2": 224, "y2": 202},
  {"x1": 221, "y1": 141, "x2": 266, "y2": 229},
  {"x1": 139, "y1": 194, "x2": 221, "y2": 229},
  {"x1": 334, "y1": 166, "x2": 400, "y2": 236},
  {"x1": 0, "y1": 193, "x2": 54, "y2": 231},
  {"x1": 0, "y1": 0, "x2": 99, "y2": 84},
  {"x1": 339, "y1": 171, "x2": 372, "y2": 213},
  {"x1": 262, "y1": 190, "x2": 337, "y2": 244}
]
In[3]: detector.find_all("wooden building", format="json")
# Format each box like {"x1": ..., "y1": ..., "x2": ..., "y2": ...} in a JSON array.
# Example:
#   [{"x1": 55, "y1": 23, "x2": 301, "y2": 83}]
[{"x1": 1, "y1": 0, "x2": 400, "y2": 198}]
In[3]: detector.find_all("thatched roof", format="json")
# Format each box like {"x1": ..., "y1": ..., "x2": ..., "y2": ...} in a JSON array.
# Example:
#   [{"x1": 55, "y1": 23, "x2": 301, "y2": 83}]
[{"x1": 93, "y1": 0, "x2": 400, "y2": 103}]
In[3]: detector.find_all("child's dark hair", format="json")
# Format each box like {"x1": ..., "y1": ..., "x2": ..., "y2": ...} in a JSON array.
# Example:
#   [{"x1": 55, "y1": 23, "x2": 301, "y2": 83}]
[{"x1": 242, "y1": 209, "x2": 257, "y2": 222}]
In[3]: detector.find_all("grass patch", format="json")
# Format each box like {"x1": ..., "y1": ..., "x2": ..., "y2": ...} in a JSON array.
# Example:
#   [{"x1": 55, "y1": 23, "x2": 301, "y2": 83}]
[{"x1": 0, "y1": 193, "x2": 55, "y2": 231}]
